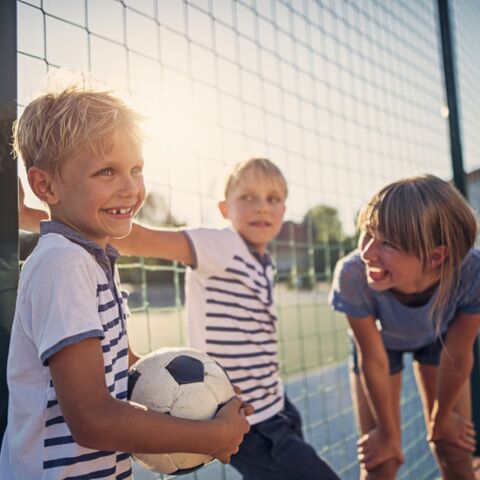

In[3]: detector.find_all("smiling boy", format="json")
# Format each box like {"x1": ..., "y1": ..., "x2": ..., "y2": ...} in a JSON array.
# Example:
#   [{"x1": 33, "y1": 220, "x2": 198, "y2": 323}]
[
  {"x1": 0, "y1": 87, "x2": 251, "y2": 479},
  {"x1": 109, "y1": 158, "x2": 340, "y2": 479}
]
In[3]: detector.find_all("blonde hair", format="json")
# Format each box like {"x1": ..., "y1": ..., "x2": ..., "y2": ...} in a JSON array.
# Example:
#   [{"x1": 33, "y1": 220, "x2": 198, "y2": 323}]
[
  {"x1": 224, "y1": 158, "x2": 288, "y2": 199},
  {"x1": 357, "y1": 174, "x2": 478, "y2": 324},
  {"x1": 13, "y1": 86, "x2": 143, "y2": 174}
]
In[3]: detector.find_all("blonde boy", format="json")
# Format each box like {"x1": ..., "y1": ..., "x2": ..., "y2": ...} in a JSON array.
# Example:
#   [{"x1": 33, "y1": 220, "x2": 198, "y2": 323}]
[
  {"x1": 105, "y1": 158, "x2": 340, "y2": 479},
  {"x1": 1, "y1": 87, "x2": 251, "y2": 479}
]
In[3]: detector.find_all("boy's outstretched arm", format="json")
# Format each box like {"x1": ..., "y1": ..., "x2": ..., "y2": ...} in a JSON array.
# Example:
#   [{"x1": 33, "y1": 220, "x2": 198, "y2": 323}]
[
  {"x1": 49, "y1": 337, "x2": 250, "y2": 459},
  {"x1": 110, "y1": 223, "x2": 194, "y2": 266}
]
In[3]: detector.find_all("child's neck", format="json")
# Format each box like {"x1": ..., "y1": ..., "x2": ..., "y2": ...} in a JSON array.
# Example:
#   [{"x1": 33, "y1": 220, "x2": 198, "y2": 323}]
[{"x1": 391, "y1": 281, "x2": 439, "y2": 307}]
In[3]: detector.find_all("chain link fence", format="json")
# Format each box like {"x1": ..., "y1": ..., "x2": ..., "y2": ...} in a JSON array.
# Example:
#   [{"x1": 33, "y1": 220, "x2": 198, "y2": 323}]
[{"x1": 2, "y1": 1, "x2": 480, "y2": 478}]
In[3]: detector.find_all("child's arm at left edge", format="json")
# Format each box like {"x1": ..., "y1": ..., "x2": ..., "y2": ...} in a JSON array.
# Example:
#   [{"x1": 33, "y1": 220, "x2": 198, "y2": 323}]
[
  {"x1": 429, "y1": 311, "x2": 480, "y2": 451},
  {"x1": 18, "y1": 179, "x2": 48, "y2": 232}
]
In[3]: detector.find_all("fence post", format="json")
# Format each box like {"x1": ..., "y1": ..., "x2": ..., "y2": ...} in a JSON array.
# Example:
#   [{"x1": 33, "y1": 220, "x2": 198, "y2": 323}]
[
  {"x1": 0, "y1": 0, "x2": 18, "y2": 443},
  {"x1": 437, "y1": 0, "x2": 480, "y2": 455}
]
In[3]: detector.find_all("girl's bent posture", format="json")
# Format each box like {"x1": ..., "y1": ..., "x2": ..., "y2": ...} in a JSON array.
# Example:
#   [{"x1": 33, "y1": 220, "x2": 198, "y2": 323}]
[{"x1": 329, "y1": 175, "x2": 480, "y2": 480}]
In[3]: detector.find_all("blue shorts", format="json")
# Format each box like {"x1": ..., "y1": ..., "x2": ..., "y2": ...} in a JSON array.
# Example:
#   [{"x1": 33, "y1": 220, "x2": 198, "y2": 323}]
[
  {"x1": 230, "y1": 395, "x2": 339, "y2": 480},
  {"x1": 351, "y1": 336, "x2": 445, "y2": 375}
]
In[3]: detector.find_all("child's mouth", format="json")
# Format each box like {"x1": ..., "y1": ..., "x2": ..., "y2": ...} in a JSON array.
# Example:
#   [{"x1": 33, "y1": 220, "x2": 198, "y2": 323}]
[
  {"x1": 104, "y1": 207, "x2": 134, "y2": 217},
  {"x1": 367, "y1": 266, "x2": 388, "y2": 282},
  {"x1": 250, "y1": 221, "x2": 271, "y2": 227}
]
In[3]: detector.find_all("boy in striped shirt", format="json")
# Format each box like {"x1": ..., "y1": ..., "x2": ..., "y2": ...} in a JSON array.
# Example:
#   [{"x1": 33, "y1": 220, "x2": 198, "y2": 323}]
[
  {"x1": 111, "y1": 158, "x2": 340, "y2": 479},
  {"x1": 2, "y1": 86, "x2": 251, "y2": 480}
]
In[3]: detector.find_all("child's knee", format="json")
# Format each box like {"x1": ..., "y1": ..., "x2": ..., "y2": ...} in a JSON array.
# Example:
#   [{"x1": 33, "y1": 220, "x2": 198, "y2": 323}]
[
  {"x1": 431, "y1": 440, "x2": 474, "y2": 480},
  {"x1": 362, "y1": 458, "x2": 400, "y2": 480}
]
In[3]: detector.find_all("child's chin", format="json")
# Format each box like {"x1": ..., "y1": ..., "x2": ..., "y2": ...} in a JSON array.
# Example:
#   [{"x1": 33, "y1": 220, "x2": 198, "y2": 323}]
[
  {"x1": 111, "y1": 228, "x2": 132, "y2": 240},
  {"x1": 367, "y1": 279, "x2": 389, "y2": 291}
]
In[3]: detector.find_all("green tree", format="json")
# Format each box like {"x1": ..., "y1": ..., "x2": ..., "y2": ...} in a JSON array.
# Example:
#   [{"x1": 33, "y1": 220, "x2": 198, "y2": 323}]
[
  {"x1": 302, "y1": 204, "x2": 357, "y2": 284},
  {"x1": 136, "y1": 192, "x2": 184, "y2": 228},
  {"x1": 303, "y1": 204, "x2": 343, "y2": 243}
]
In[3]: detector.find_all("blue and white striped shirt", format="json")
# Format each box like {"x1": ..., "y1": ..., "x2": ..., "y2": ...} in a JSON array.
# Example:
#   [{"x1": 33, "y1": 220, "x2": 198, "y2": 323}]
[
  {"x1": 0, "y1": 221, "x2": 132, "y2": 479},
  {"x1": 185, "y1": 228, "x2": 284, "y2": 425}
]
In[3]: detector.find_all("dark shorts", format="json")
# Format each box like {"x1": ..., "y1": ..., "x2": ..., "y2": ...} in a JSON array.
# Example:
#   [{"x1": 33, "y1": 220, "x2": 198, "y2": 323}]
[
  {"x1": 350, "y1": 335, "x2": 445, "y2": 375},
  {"x1": 230, "y1": 395, "x2": 340, "y2": 480}
]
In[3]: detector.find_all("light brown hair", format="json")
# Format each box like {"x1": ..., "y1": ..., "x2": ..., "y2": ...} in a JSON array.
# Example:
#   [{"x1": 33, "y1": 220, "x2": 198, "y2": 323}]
[
  {"x1": 357, "y1": 174, "x2": 478, "y2": 325},
  {"x1": 13, "y1": 86, "x2": 143, "y2": 174},
  {"x1": 223, "y1": 157, "x2": 288, "y2": 199}
]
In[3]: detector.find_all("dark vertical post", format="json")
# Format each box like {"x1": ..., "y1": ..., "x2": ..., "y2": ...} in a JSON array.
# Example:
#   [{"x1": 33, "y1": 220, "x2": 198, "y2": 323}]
[
  {"x1": 0, "y1": 0, "x2": 18, "y2": 443},
  {"x1": 437, "y1": 0, "x2": 480, "y2": 455},
  {"x1": 437, "y1": 0, "x2": 465, "y2": 195}
]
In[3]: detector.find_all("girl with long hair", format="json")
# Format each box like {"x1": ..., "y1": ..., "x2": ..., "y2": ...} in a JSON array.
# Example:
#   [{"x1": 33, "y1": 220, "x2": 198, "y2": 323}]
[{"x1": 330, "y1": 175, "x2": 480, "y2": 479}]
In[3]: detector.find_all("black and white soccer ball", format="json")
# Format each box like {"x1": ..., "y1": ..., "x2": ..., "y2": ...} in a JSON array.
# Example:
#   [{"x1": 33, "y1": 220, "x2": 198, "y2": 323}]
[{"x1": 127, "y1": 347, "x2": 235, "y2": 475}]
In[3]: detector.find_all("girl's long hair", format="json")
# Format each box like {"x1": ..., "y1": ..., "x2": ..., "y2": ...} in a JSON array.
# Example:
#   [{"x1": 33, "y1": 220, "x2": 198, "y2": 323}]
[{"x1": 357, "y1": 175, "x2": 477, "y2": 328}]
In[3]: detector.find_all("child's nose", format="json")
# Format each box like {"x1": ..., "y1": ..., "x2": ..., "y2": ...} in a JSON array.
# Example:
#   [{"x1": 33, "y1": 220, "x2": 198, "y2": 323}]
[
  {"x1": 119, "y1": 175, "x2": 141, "y2": 196},
  {"x1": 254, "y1": 198, "x2": 269, "y2": 212}
]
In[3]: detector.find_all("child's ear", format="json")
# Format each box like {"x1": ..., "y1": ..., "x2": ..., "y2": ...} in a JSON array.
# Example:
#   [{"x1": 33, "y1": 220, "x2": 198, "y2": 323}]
[
  {"x1": 27, "y1": 167, "x2": 60, "y2": 205},
  {"x1": 431, "y1": 246, "x2": 448, "y2": 268},
  {"x1": 218, "y1": 200, "x2": 228, "y2": 219}
]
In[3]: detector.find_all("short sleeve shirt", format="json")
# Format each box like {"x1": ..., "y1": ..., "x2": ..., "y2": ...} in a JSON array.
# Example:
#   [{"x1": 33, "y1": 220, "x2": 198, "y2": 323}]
[
  {"x1": 0, "y1": 221, "x2": 132, "y2": 480},
  {"x1": 329, "y1": 249, "x2": 480, "y2": 350},
  {"x1": 184, "y1": 228, "x2": 284, "y2": 425}
]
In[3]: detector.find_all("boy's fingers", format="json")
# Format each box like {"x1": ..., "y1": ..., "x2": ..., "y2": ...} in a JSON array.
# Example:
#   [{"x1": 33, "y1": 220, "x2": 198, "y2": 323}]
[
  {"x1": 357, "y1": 436, "x2": 368, "y2": 446},
  {"x1": 233, "y1": 385, "x2": 242, "y2": 395},
  {"x1": 226, "y1": 395, "x2": 244, "y2": 410},
  {"x1": 242, "y1": 403, "x2": 255, "y2": 416}
]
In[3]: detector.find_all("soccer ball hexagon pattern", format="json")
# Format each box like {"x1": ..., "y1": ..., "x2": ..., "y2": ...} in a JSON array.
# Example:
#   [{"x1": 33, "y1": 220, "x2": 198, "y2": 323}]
[{"x1": 127, "y1": 347, "x2": 235, "y2": 475}]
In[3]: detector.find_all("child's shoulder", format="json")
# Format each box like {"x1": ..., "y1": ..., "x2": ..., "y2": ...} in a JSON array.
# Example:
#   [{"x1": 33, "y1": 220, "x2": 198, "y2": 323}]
[
  {"x1": 185, "y1": 226, "x2": 239, "y2": 241},
  {"x1": 464, "y1": 247, "x2": 480, "y2": 264},
  {"x1": 329, "y1": 250, "x2": 374, "y2": 315},
  {"x1": 184, "y1": 227, "x2": 245, "y2": 256},
  {"x1": 458, "y1": 248, "x2": 480, "y2": 283},
  {"x1": 22, "y1": 233, "x2": 98, "y2": 281},
  {"x1": 331, "y1": 250, "x2": 370, "y2": 294},
  {"x1": 453, "y1": 248, "x2": 480, "y2": 309},
  {"x1": 185, "y1": 227, "x2": 262, "y2": 275},
  {"x1": 334, "y1": 250, "x2": 365, "y2": 280}
]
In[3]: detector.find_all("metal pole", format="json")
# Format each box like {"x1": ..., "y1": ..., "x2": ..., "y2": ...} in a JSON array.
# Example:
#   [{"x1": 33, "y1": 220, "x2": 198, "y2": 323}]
[
  {"x1": 437, "y1": 0, "x2": 480, "y2": 455},
  {"x1": 0, "y1": 0, "x2": 18, "y2": 443},
  {"x1": 437, "y1": 0, "x2": 466, "y2": 196}
]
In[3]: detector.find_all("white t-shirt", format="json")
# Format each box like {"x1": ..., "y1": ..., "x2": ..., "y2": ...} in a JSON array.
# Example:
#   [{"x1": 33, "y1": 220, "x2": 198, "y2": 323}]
[
  {"x1": 0, "y1": 224, "x2": 132, "y2": 480},
  {"x1": 184, "y1": 228, "x2": 284, "y2": 425}
]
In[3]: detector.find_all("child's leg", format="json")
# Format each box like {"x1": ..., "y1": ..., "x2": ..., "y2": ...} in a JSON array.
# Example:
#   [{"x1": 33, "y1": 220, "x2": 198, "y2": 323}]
[
  {"x1": 413, "y1": 362, "x2": 475, "y2": 480},
  {"x1": 350, "y1": 370, "x2": 403, "y2": 480},
  {"x1": 230, "y1": 396, "x2": 340, "y2": 479}
]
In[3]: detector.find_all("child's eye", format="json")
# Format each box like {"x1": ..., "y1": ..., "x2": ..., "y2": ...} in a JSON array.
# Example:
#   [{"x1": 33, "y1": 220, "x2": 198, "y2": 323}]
[
  {"x1": 268, "y1": 196, "x2": 281, "y2": 204},
  {"x1": 241, "y1": 195, "x2": 254, "y2": 202},
  {"x1": 132, "y1": 165, "x2": 143, "y2": 176},
  {"x1": 97, "y1": 168, "x2": 114, "y2": 176},
  {"x1": 382, "y1": 240, "x2": 396, "y2": 250}
]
